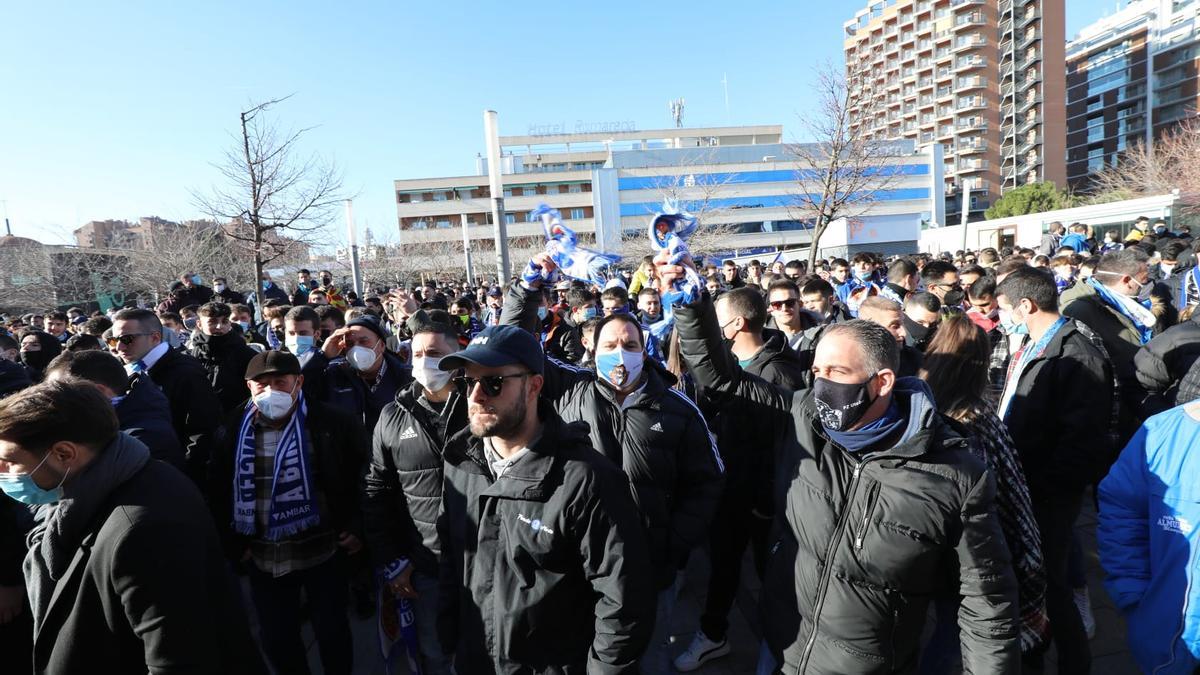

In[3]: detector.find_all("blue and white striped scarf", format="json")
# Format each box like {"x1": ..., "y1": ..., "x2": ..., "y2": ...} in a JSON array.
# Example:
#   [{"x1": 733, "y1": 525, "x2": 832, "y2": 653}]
[
  {"x1": 232, "y1": 393, "x2": 321, "y2": 540},
  {"x1": 1088, "y1": 277, "x2": 1155, "y2": 345}
]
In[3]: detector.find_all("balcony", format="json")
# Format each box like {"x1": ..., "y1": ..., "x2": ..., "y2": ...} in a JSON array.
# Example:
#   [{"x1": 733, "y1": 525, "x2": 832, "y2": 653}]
[
  {"x1": 936, "y1": 86, "x2": 955, "y2": 101},
  {"x1": 955, "y1": 13, "x2": 986, "y2": 28},
  {"x1": 1020, "y1": 51, "x2": 1041, "y2": 69},
  {"x1": 957, "y1": 96, "x2": 987, "y2": 111},
  {"x1": 1000, "y1": 103, "x2": 1015, "y2": 119},
  {"x1": 957, "y1": 75, "x2": 986, "y2": 90},
  {"x1": 1018, "y1": 135, "x2": 1041, "y2": 155},
  {"x1": 955, "y1": 56, "x2": 986, "y2": 72},
  {"x1": 1020, "y1": 8, "x2": 1041, "y2": 26},
  {"x1": 958, "y1": 159, "x2": 990, "y2": 172},
  {"x1": 957, "y1": 140, "x2": 988, "y2": 154},
  {"x1": 1019, "y1": 94, "x2": 1042, "y2": 112},
  {"x1": 951, "y1": 0, "x2": 985, "y2": 10},
  {"x1": 953, "y1": 35, "x2": 987, "y2": 53},
  {"x1": 1018, "y1": 31, "x2": 1039, "y2": 51},
  {"x1": 1001, "y1": 82, "x2": 1014, "y2": 98},
  {"x1": 1018, "y1": 116, "x2": 1039, "y2": 135},
  {"x1": 956, "y1": 118, "x2": 989, "y2": 132}
]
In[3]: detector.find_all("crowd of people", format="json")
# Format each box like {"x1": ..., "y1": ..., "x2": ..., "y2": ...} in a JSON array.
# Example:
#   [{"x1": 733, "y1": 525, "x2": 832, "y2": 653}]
[{"x1": 1, "y1": 212, "x2": 1199, "y2": 674}]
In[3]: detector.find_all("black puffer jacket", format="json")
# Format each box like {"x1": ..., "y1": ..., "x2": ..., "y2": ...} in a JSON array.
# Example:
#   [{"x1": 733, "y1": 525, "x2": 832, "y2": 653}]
[
  {"x1": 674, "y1": 295, "x2": 1019, "y2": 674},
  {"x1": 437, "y1": 405, "x2": 655, "y2": 674},
  {"x1": 188, "y1": 329, "x2": 257, "y2": 414},
  {"x1": 0, "y1": 357, "x2": 32, "y2": 398},
  {"x1": 1135, "y1": 313, "x2": 1200, "y2": 414},
  {"x1": 364, "y1": 381, "x2": 467, "y2": 575},
  {"x1": 503, "y1": 285, "x2": 725, "y2": 589}
]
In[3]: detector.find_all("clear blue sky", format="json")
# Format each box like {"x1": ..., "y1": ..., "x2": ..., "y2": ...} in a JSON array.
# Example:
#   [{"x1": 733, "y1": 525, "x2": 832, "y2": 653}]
[{"x1": 0, "y1": 0, "x2": 1126, "y2": 247}]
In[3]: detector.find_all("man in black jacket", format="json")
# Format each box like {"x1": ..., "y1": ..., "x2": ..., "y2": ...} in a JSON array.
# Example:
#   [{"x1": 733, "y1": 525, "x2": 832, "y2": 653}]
[
  {"x1": 504, "y1": 260, "x2": 725, "y2": 675},
  {"x1": 675, "y1": 287, "x2": 807, "y2": 671},
  {"x1": 0, "y1": 334, "x2": 32, "y2": 398},
  {"x1": 659, "y1": 260, "x2": 1019, "y2": 674},
  {"x1": 305, "y1": 314, "x2": 412, "y2": 435},
  {"x1": 435, "y1": 325, "x2": 655, "y2": 673},
  {"x1": 1135, "y1": 308, "x2": 1200, "y2": 414},
  {"x1": 43, "y1": 350, "x2": 185, "y2": 469},
  {"x1": 0, "y1": 492, "x2": 33, "y2": 674},
  {"x1": 545, "y1": 286, "x2": 597, "y2": 364},
  {"x1": 209, "y1": 351, "x2": 368, "y2": 675},
  {"x1": 110, "y1": 308, "x2": 223, "y2": 486},
  {"x1": 995, "y1": 267, "x2": 1116, "y2": 674},
  {"x1": 190, "y1": 302, "x2": 258, "y2": 414},
  {"x1": 859, "y1": 297, "x2": 924, "y2": 378},
  {"x1": 0, "y1": 381, "x2": 262, "y2": 674},
  {"x1": 364, "y1": 310, "x2": 464, "y2": 675}
]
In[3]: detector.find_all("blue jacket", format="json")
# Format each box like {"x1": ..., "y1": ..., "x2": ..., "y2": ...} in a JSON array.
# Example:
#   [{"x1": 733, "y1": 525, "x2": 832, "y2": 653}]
[
  {"x1": 1060, "y1": 232, "x2": 1089, "y2": 253},
  {"x1": 1098, "y1": 402, "x2": 1200, "y2": 674}
]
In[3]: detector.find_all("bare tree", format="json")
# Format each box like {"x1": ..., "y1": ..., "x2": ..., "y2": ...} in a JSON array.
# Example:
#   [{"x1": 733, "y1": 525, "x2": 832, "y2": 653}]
[
  {"x1": 789, "y1": 62, "x2": 902, "y2": 267},
  {"x1": 193, "y1": 96, "x2": 344, "y2": 302},
  {"x1": 1088, "y1": 117, "x2": 1200, "y2": 215}
]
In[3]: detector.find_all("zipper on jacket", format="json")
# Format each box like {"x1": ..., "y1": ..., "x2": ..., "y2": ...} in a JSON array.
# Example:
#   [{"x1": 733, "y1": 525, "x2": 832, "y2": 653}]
[
  {"x1": 853, "y1": 480, "x2": 881, "y2": 550},
  {"x1": 798, "y1": 457, "x2": 872, "y2": 672}
]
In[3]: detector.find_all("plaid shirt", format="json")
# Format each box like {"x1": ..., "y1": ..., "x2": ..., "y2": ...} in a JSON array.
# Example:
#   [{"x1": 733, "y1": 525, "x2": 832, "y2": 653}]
[{"x1": 249, "y1": 422, "x2": 337, "y2": 578}]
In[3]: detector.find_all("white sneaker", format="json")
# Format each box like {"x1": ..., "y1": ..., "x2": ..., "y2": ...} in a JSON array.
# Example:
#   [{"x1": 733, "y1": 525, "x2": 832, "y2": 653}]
[
  {"x1": 673, "y1": 631, "x2": 731, "y2": 672},
  {"x1": 1074, "y1": 587, "x2": 1096, "y2": 640}
]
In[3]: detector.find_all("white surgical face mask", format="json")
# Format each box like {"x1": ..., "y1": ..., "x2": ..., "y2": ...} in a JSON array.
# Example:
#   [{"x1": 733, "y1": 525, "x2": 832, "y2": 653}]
[
  {"x1": 412, "y1": 355, "x2": 452, "y2": 392},
  {"x1": 348, "y1": 344, "x2": 380, "y2": 371},
  {"x1": 253, "y1": 383, "x2": 297, "y2": 420}
]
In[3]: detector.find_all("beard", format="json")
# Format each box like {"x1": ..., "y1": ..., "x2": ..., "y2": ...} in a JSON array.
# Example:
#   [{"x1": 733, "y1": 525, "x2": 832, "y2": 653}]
[{"x1": 468, "y1": 388, "x2": 528, "y2": 439}]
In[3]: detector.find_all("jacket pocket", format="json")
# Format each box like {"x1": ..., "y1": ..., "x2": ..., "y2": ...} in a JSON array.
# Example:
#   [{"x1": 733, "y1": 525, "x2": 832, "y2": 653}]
[{"x1": 853, "y1": 480, "x2": 882, "y2": 551}]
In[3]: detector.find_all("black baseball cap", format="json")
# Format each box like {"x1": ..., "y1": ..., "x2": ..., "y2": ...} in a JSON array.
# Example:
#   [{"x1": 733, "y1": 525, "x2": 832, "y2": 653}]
[
  {"x1": 245, "y1": 350, "x2": 302, "y2": 380},
  {"x1": 437, "y1": 325, "x2": 543, "y2": 375}
]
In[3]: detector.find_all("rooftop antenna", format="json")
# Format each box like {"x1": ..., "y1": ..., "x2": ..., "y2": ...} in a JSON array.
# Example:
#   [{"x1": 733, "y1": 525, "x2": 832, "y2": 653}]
[
  {"x1": 669, "y1": 98, "x2": 685, "y2": 128},
  {"x1": 721, "y1": 73, "x2": 730, "y2": 123},
  {"x1": 1, "y1": 200, "x2": 9, "y2": 236}
]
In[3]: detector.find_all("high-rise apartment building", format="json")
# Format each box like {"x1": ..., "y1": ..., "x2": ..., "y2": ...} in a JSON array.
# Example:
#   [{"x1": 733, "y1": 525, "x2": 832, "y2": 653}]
[
  {"x1": 1065, "y1": 0, "x2": 1200, "y2": 191},
  {"x1": 844, "y1": 0, "x2": 1065, "y2": 218}
]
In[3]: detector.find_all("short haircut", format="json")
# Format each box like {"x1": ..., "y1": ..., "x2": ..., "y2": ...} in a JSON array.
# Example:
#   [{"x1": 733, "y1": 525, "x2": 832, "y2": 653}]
[
  {"x1": 0, "y1": 380, "x2": 119, "y2": 454},
  {"x1": 823, "y1": 320, "x2": 899, "y2": 374},
  {"x1": 314, "y1": 304, "x2": 346, "y2": 327},
  {"x1": 263, "y1": 305, "x2": 291, "y2": 321},
  {"x1": 717, "y1": 287, "x2": 768, "y2": 333},
  {"x1": 600, "y1": 286, "x2": 629, "y2": 305},
  {"x1": 1096, "y1": 247, "x2": 1149, "y2": 284},
  {"x1": 637, "y1": 287, "x2": 660, "y2": 299},
  {"x1": 592, "y1": 312, "x2": 644, "y2": 350},
  {"x1": 298, "y1": 268, "x2": 311, "y2": 275},
  {"x1": 45, "y1": 349, "x2": 128, "y2": 393},
  {"x1": 231, "y1": 303, "x2": 253, "y2": 317},
  {"x1": 859, "y1": 296, "x2": 902, "y2": 316},
  {"x1": 722, "y1": 259, "x2": 738, "y2": 267},
  {"x1": 968, "y1": 276, "x2": 997, "y2": 300},
  {"x1": 767, "y1": 278, "x2": 800, "y2": 297},
  {"x1": 850, "y1": 252, "x2": 876, "y2": 265},
  {"x1": 47, "y1": 312, "x2": 68, "y2": 323},
  {"x1": 887, "y1": 258, "x2": 917, "y2": 284},
  {"x1": 285, "y1": 305, "x2": 320, "y2": 330},
  {"x1": 197, "y1": 302, "x2": 231, "y2": 319},
  {"x1": 407, "y1": 309, "x2": 458, "y2": 345},
  {"x1": 785, "y1": 260, "x2": 804, "y2": 271},
  {"x1": 978, "y1": 249, "x2": 999, "y2": 265},
  {"x1": 959, "y1": 264, "x2": 986, "y2": 279},
  {"x1": 995, "y1": 266, "x2": 1058, "y2": 312},
  {"x1": 920, "y1": 260, "x2": 957, "y2": 284},
  {"x1": 81, "y1": 316, "x2": 112, "y2": 337},
  {"x1": 905, "y1": 292, "x2": 942, "y2": 314},
  {"x1": 830, "y1": 258, "x2": 849, "y2": 269},
  {"x1": 566, "y1": 288, "x2": 596, "y2": 310},
  {"x1": 801, "y1": 278, "x2": 835, "y2": 298},
  {"x1": 1049, "y1": 254, "x2": 1074, "y2": 268},
  {"x1": 995, "y1": 257, "x2": 1030, "y2": 279},
  {"x1": 1162, "y1": 240, "x2": 1190, "y2": 262},
  {"x1": 64, "y1": 334, "x2": 104, "y2": 352},
  {"x1": 113, "y1": 308, "x2": 162, "y2": 336}
]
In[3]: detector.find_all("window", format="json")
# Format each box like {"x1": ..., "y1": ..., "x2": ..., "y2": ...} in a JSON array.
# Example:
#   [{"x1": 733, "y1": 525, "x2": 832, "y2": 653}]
[
  {"x1": 503, "y1": 189, "x2": 513, "y2": 198},
  {"x1": 1087, "y1": 147, "x2": 1105, "y2": 174},
  {"x1": 409, "y1": 193, "x2": 423, "y2": 203},
  {"x1": 435, "y1": 219, "x2": 451, "y2": 229},
  {"x1": 568, "y1": 184, "x2": 583, "y2": 194},
  {"x1": 570, "y1": 208, "x2": 586, "y2": 220},
  {"x1": 504, "y1": 213, "x2": 516, "y2": 224}
]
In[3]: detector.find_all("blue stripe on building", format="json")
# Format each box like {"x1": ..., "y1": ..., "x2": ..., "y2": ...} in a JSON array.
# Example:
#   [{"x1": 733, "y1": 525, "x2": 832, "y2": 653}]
[
  {"x1": 616, "y1": 164, "x2": 929, "y2": 191},
  {"x1": 618, "y1": 188, "x2": 932, "y2": 217}
]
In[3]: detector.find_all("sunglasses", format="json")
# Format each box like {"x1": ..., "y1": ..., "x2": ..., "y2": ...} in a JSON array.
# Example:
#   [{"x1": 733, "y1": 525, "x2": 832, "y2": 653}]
[
  {"x1": 455, "y1": 372, "x2": 531, "y2": 397},
  {"x1": 105, "y1": 333, "x2": 152, "y2": 346},
  {"x1": 769, "y1": 298, "x2": 798, "y2": 310}
]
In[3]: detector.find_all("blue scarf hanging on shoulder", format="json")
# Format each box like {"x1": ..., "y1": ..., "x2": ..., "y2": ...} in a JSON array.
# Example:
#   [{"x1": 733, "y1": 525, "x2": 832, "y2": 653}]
[
  {"x1": 1087, "y1": 277, "x2": 1155, "y2": 345},
  {"x1": 232, "y1": 394, "x2": 321, "y2": 540}
]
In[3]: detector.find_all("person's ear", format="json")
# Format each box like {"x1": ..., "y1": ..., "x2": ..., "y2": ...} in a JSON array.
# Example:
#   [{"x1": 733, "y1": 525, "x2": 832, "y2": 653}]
[
  {"x1": 49, "y1": 441, "x2": 81, "y2": 468},
  {"x1": 528, "y1": 373, "x2": 544, "y2": 400},
  {"x1": 875, "y1": 369, "x2": 896, "y2": 399}
]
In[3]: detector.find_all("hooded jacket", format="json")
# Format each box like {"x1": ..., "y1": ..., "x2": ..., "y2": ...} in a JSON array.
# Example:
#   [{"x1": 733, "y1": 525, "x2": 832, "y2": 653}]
[
  {"x1": 116, "y1": 373, "x2": 185, "y2": 470},
  {"x1": 503, "y1": 285, "x2": 726, "y2": 589},
  {"x1": 188, "y1": 329, "x2": 257, "y2": 414},
  {"x1": 23, "y1": 434, "x2": 262, "y2": 675},
  {"x1": 674, "y1": 295, "x2": 1019, "y2": 674},
  {"x1": 1134, "y1": 313, "x2": 1200, "y2": 414},
  {"x1": 18, "y1": 331, "x2": 61, "y2": 381},
  {"x1": 0, "y1": 357, "x2": 32, "y2": 398},
  {"x1": 1098, "y1": 402, "x2": 1200, "y2": 674},
  {"x1": 437, "y1": 405, "x2": 655, "y2": 674},
  {"x1": 364, "y1": 380, "x2": 467, "y2": 575}
]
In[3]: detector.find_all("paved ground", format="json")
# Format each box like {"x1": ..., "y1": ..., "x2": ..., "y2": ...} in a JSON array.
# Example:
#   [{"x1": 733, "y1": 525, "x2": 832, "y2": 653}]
[{"x1": 296, "y1": 496, "x2": 1138, "y2": 674}]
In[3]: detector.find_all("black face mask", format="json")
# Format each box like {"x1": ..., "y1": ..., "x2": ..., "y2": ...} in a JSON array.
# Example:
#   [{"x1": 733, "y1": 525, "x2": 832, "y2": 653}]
[
  {"x1": 321, "y1": 277, "x2": 332, "y2": 287},
  {"x1": 903, "y1": 314, "x2": 936, "y2": 351},
  {"x1": 812, "y1": 374, "x2": 876, "y2": 432},
  {"x1": 20, "y1": 349, "x2": 53, "y2": 373}
]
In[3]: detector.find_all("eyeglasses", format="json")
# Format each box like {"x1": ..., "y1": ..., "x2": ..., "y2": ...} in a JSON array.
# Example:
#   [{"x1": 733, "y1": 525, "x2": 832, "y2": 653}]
[
  {"x1": 455, "y1": 372, "x2": 531, "y2": 397},
  {"x1": 769, "y1": 298, "x2": 798, "y2": 310},
  {"x1": 105, "y1": 333, "x2": 152, "y2": 346}
]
